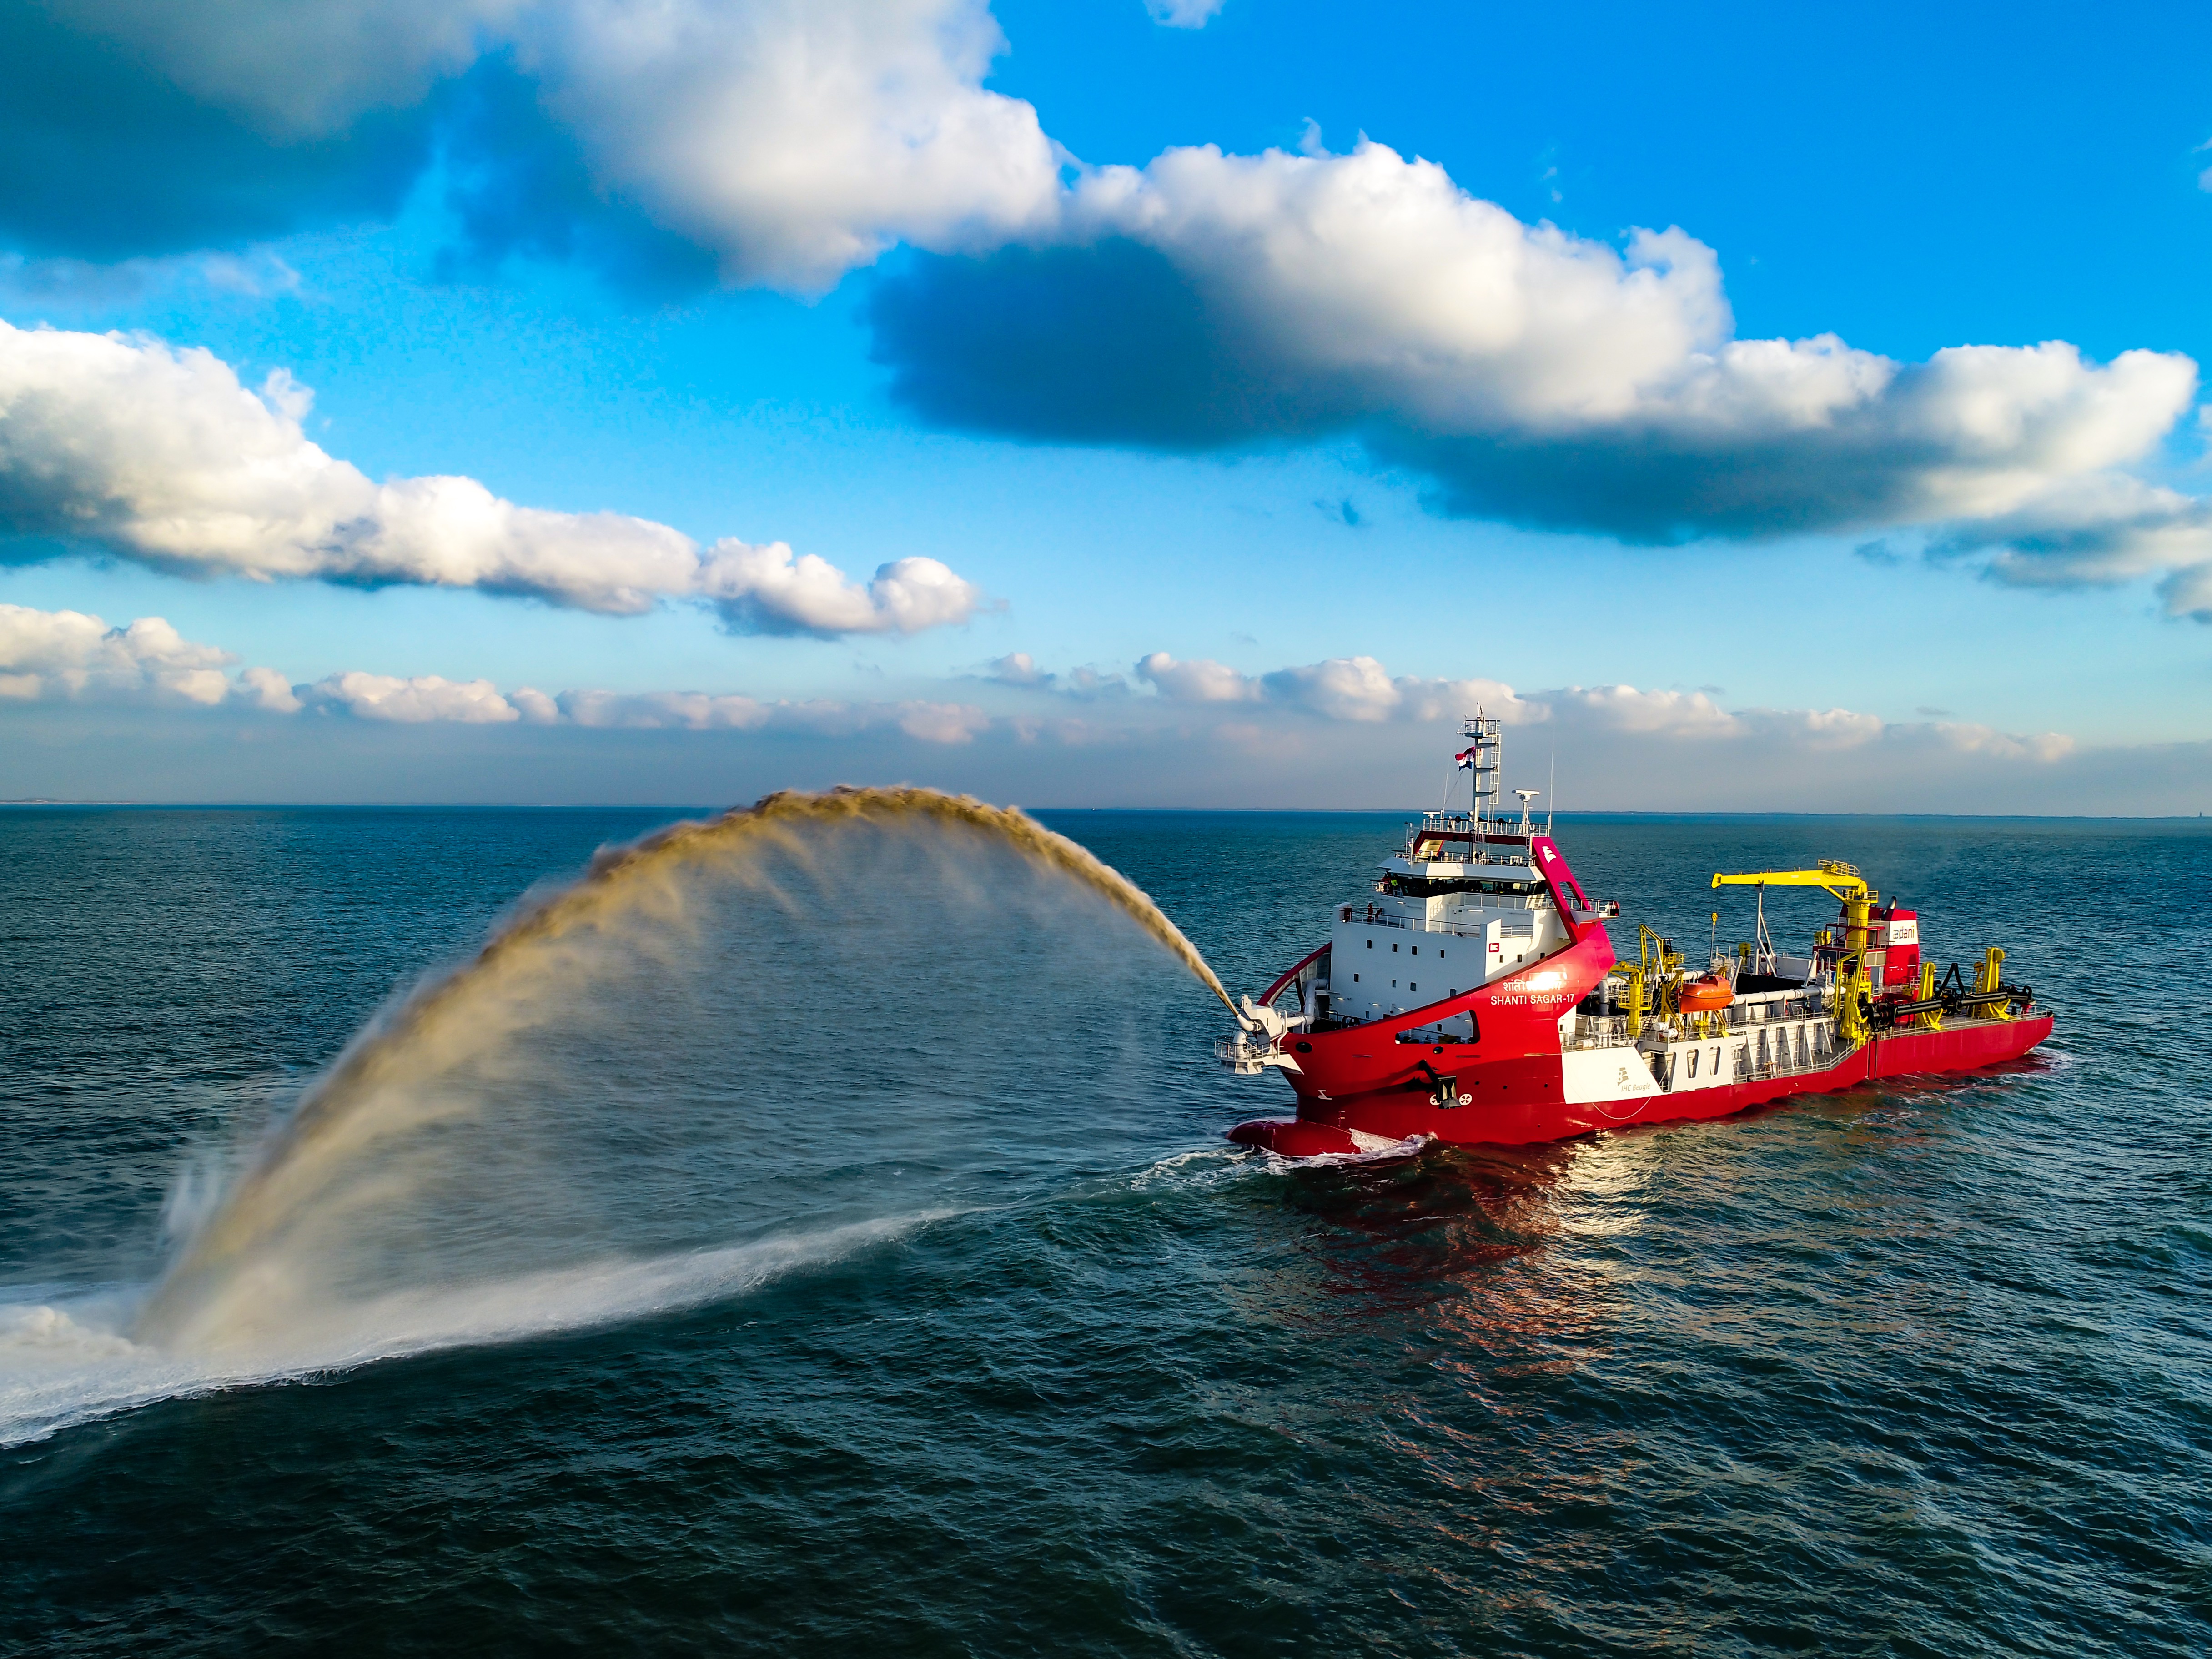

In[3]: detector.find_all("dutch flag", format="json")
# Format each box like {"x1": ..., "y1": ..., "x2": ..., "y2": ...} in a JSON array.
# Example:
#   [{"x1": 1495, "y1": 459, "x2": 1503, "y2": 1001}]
[{"x1": 1454, "y1": 747, "x2": 1479, "y2": 770}]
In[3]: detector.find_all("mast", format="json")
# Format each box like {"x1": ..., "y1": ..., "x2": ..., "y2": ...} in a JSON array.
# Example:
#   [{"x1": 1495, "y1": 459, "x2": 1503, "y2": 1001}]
[{"x1": 1460, "y1": 709, "x2": 1501, "y2": 833}]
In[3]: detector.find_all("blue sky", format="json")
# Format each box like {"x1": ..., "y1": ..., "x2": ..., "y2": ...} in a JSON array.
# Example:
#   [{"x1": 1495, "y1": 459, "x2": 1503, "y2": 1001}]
[{"x1": 1, "y1": 0, "x2": 2207, "y2": 808}]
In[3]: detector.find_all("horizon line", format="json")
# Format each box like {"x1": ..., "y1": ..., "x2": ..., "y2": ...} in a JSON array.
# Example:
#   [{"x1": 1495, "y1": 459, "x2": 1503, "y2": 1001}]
[{"x1": 2, "y1": 801, "x2": 2207, "y2": 822}]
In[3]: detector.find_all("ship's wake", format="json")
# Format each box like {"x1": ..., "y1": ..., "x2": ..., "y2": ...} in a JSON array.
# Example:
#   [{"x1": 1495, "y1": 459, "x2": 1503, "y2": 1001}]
[{"x1": 2, "y1": 789, "x2": 1232, "y2": 1445}]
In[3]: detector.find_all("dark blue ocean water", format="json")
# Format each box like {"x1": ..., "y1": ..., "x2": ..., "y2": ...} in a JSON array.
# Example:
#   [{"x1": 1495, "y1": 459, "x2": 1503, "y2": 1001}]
[{"x1": 2, "y1": 806, "x2": 2207, "y2": 1656}]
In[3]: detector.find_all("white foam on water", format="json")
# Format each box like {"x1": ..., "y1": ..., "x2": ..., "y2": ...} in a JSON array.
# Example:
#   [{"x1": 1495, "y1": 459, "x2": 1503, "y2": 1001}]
[
  {"x1": 0, "y1": 1210, "x2": 947, "y2": 1448},
  {"x1": 1253, "y1": 1134, "x2": 1434, "y2": 1171},
  {"x1": 1125, "y1": 1145, "x2": 1262, "y2": 1192}
]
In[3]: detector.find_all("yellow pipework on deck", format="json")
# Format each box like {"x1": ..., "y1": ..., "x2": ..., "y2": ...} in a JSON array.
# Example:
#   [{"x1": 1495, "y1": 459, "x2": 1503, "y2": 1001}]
[
  {"x1": 1615, "y1": 965, "x2": 1646, "y2": 1038},
  {"x1": 1637, "y1": 925, "x2": 1684, "y2": 1029},
  {"x1": 1837, "y1": 888, "x2": 1876, "y2": 1042},
  {"x1": 1607, "y1": 926, "x2": 1687, "y2": 1039},
  {"x1": 1977, "y1": 947, "x2": 2012, "y2": 1019},
  {"x1": 1918, "y1": 960, "x2": 1942, "y2": 1031}
]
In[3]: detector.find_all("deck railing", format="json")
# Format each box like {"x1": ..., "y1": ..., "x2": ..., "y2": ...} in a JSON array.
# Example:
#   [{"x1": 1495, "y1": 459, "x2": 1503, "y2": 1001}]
[
  {"x1": 1357, "y1": 903, "x2": 1543, "y2": 936},
  {"x1": 1563, "y1": 992, "x2": 1834, "y2": 1054}
]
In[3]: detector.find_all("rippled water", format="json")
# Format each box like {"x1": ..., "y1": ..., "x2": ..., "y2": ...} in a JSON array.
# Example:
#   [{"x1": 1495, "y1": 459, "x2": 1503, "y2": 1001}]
[{"x1": 2, "y1": 806, "x2": 2206, "y2": 1655}]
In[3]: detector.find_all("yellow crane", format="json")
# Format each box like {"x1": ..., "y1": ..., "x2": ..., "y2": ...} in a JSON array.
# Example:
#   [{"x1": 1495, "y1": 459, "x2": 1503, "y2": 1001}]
[{"x1": 1711, "y1": 860, "x2": 1875, "y2": 1042}]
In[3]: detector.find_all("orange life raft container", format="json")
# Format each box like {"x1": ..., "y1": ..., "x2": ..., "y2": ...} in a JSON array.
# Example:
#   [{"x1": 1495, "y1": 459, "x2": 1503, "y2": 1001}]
[{"x1": 1679, "y1": 974, "x2": 1735, "y2": 1012}]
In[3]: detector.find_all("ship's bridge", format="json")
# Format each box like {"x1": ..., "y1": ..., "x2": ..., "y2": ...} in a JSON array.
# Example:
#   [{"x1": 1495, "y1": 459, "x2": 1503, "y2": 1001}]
[
  {"x1": 1377, "y1": 812, "x2": 1548, "y2": 899},
  {"x1": 1319, "y1": 813, "x2": 1574, "y2": 1028}
]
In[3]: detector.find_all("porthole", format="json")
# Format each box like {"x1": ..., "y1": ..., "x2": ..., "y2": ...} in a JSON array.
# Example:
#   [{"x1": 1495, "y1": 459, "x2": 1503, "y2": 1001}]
[
  {"x1": 1296, "y1": 1041, "x2": 1312, "y2": 1054},
  {"x1": 1392, "y1": 943, "x2": 1399, "y2": 952},
  {"x1": 1366, "y1": 939, "x2": 1373, "y2": 950},
  {"x1": 1410, "y1": 982, "x2": 1417, "y2": 992},
  {"x1": 1352, "y1": 973, "x2": 1359, "y2": 983}
]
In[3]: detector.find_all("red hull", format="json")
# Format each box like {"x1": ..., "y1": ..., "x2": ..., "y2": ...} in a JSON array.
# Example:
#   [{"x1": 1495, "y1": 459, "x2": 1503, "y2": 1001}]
[
  {"x1": 1231, "y1": 1011, "x2": 2054, "y2": 1151},
  {"x1": 1221, "y1": 825, "x2": 2055, "y2": 1155}
]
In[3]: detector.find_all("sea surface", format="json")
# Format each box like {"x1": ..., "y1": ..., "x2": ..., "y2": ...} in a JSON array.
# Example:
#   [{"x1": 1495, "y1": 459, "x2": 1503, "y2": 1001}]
[{"x1": 1, "y1": 806, "x2": 2207, "y2": 1656}]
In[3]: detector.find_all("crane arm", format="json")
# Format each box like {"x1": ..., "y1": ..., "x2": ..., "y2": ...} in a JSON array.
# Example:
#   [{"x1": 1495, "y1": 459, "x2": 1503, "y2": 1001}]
[{"x1": 1711, "y1": 863, "x2": 1870, "y2": 900}]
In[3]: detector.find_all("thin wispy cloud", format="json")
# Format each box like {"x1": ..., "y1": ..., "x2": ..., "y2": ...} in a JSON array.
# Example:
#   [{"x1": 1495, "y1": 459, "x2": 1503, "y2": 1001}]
[
  {"x1": 3, "y1": 603, "x2": 2168, "y2": 807},
  {"x1": 1146, "y1": 0, "x2": 1229, "y2": 27},
  {"x1": 0, "y1": 601, "x2": 2075, "y2": 764}
]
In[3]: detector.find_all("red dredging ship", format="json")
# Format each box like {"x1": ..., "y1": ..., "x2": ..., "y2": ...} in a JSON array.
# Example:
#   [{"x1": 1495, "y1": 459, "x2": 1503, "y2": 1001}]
[{"x1": 1219, "y1": 716, "x2": 2055, "y2": 1157}]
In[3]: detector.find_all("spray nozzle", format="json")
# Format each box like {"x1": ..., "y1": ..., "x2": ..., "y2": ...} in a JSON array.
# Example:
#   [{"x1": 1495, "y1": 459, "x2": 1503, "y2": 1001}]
[{"x1": 1237, "y1": 995, "x2": 1294, "y2": 1041}]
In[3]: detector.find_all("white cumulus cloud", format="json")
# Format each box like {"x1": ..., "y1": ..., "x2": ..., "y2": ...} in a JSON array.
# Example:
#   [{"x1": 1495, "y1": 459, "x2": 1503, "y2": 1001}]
[
  {"x1": 1071, "y1": 143, "x2": 2196, "y2": 514},
  {"x1": 1927, "y1": 473, "x2": 2212, "y2": 620},
  {"x1": 985, "y1": 652, "x2": 1128, "y2": 698},
  {"x1": 1135, "y1": 651, "x2": 1532, "y2": 723},
  {"x1": 0, "y1": 602, "x2": 290, "y2": 707},
  {"x1": 1133, "y1": 651, "x2": 1262, "y2": 704},
  {"x1": 515, "y1": 0, "x2": 1061, "y2": 292},
  {"x1": 0, "y1": 600, "x2": 1000, "y2": 743},
  {"x1": 300, "y1": 672, "x2": 523, "y2": 723},
  {"x1": 45, "y1": 0, "x2": 1060, "y2": 293},
  {"x1": 873, "y1": 139, "x2": 2212, "y2": 609},
  {"x1": 698, "y1": 542, "x2": 986, "y2": 637},
  {"x1": 0, "y1": 320, "x2": 984, "y2": 634},
  {"x1": 1123, "y1": 648, "x2": 2076, "y2": 764},
  {"x1": 24, "y1": 6, "x2": 2212, "y2": 616}
]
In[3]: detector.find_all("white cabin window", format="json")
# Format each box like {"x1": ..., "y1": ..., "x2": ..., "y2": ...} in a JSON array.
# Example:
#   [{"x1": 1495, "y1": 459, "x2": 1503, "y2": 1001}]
[{"x1": 1688, "y1": 1049, "x2": 1699, "y2": 1078}]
